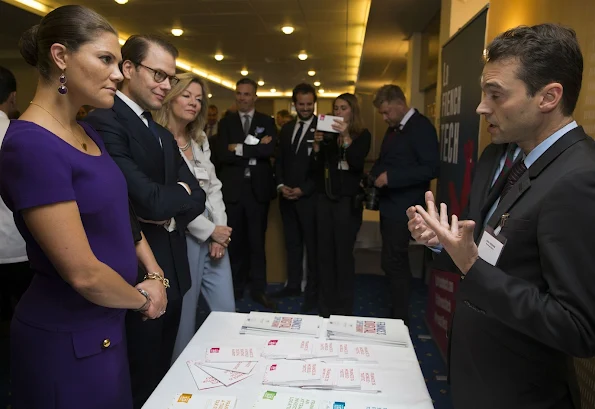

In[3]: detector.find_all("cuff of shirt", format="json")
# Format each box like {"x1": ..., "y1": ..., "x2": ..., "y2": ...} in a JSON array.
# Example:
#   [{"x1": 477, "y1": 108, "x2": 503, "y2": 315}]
[
  {"x1": 428, "y1": 243, "x2": 443, "y2": 253},
  {"x1": 177, "y1": 182, "x2": 191, "y2": 194}
]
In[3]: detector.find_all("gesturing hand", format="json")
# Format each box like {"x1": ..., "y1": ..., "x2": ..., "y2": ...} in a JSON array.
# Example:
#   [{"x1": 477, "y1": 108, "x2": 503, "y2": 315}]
[{"x1": 414, "y1": 193, "x2": 478, "y2": 274}]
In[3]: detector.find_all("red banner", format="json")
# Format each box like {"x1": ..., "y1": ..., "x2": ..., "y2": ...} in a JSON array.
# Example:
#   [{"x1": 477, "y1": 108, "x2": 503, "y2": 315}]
[{"x1": 425, "y1": 269, "x2": 460, "y2": 359}]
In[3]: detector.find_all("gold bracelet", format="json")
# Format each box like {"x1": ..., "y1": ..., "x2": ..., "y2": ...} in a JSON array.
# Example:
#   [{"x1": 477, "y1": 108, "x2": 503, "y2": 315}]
[{"x1": 144, "y1": 272, "x2": 170, "y2": 289}]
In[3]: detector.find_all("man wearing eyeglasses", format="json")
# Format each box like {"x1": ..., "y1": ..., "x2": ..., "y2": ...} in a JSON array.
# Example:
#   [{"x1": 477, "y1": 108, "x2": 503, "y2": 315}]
[{"x1": 85, "y1": 35, "x2": 206, "y2": 409}]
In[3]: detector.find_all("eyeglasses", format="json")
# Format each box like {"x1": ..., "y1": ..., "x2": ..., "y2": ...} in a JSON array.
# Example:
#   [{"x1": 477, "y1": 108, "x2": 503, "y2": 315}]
[{"x1": 136, "y1": 62, "x2": 179, "y2": 86}]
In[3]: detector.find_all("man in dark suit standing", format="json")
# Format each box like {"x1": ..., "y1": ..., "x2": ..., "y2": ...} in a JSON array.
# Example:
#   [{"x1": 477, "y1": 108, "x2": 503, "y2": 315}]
[
  {"x1": 216, "y1": 78, "x2": 277, "y2": 309},
  {"x1": 410, "y1": 24, "x2": 595, "y2": 409},
  {"x1": 272, "y1": 83, "x2": 318, "y2": 312},
  {"x1": 85, "y1": 35, "x2": 205, "y2": 409},
  {"x1": 369, "y1": 85, "x2": 439, "y2": 324}
]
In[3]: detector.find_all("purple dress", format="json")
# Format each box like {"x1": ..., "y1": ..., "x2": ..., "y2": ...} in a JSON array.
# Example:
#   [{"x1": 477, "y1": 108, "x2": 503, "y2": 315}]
[{"x1": 0, "y1": 120, "x2": 137, "y2": 409}]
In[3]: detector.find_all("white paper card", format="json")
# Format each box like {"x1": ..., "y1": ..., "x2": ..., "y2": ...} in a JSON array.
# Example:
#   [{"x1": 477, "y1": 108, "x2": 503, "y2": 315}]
[
  {"x1": 316, "y1": 115, "x2": 343, "y2": 133},
  {"x1": 199, "y1": 361, "x2": 257, "y2": 374},
  {"x1": 244, "y1": 134, "x2": 260, "y2": 145},
  {"x1": 193, "y1": 167, "x2": 209, "y2": 180},
  {"x1": 338, "y1": 160, "x2": 349, "y2": 171},
  {"x1": 234, "y1": 144, "x2": 243, "y2": 156},
  {"x1": 186, "y1": 361, "x2": 223, "y2": 390},
  {"x1": 196, "y1": 363, "x2": 254, "y2": 386},
  {"x1": 478, "y1": 229, "x2": 504, "y2": 266},
  {"x1": 205, "y1": 346, "x2": 260, "y2": 362},
  {"x1": 168, "y1": 393, "x2": 236, "y2": 409},
  {"x1": 249, "y1": 158, "x2": 257, "y2": 166}
]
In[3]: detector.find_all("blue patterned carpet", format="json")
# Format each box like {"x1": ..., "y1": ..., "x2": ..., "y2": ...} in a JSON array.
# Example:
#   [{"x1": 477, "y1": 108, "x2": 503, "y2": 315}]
[{"x1": 0, "y1": 275, "x2": 452, "y2": 409}]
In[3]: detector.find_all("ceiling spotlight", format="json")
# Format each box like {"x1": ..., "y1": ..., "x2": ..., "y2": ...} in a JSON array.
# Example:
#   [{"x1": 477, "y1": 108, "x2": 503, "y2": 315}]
[
  {"x1": 319, "y1": 89, "x2": 325, "y2": 94},
  {"x1": 281, "y1": 26, "x2": 295, "y2": 35},
  {"x1": 240, "y1": 69, "x2": 249, "y2": 76},
  {"x1": 214, "y1": 54, "x2": 224, "y2": 61},
  {"x1": 307, "y1": 70, "x2": 316, "y2": 76},
  {"x1": 258, "y1": 80, "x2": 265, "y2": 86},
  {"x1": 270, "y1": 88, "x2": 277, "y2": 93},
  {"x1": 314, "y1": 81, "x2": 321, "y2": 87},
  {"x1": 115, "y1": 0, "x2": 128, "y2": 4},
  {"x1": 208, "y1": 93, "x2": 213, "y2": 98},
  {"x1": 171, "y1": 28, "x2": 184, "y2": 37},
  {"x1": 298, "y1": 52, "x2": 308, "y2": 61}
]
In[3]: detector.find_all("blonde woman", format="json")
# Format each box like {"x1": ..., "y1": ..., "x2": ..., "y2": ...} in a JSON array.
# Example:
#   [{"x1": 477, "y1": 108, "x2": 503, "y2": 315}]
[{"x1": 155, "y1": 73, "x2": 235, "y2": 361}]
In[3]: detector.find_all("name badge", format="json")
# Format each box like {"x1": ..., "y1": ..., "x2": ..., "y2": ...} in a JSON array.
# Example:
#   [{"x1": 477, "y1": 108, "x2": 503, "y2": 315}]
[
  {"x1": 477, "y1": 226, "x2": 507, "y2": 266},
  {"x1": 338, "y1": 160, "x2": 349, "y2": 171},
  {"x1": 249, "y1": 158, "x2": 257, "y2": 166},
  {"x1": 193, "y1": 166, "x2": 209, "y2": 180}
]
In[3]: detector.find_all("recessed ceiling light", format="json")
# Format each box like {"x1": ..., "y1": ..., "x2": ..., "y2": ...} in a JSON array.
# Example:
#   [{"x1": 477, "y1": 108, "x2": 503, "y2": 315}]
[
  {"x1": 171, "y1": 28, "x2": 184, "y2": 37},
  {"x1": 208, "y1": 93, "x2": 213, "y2": 98},
  {"x1": 298, "y1": 52, "x2": 308, "y2": 61},
  {"x1": 114, "y1": 0, "x2": 128, "y2": 4},
  {"x1": 270, "y1": 88, "x2": 277, "y2": 93},
  {"x1": 258, "y1": 80, "x2": 265, "y2": 86},
  {"x1": 240, "y1": 69, "x2": 249, "y2": 76},
  {"x1": 307, "y1": 70, "x2": 316, "y2": 76},
  {"x1": 214, "y1": 54, "x2": 224, "y2": 61},
  {"x1": 319, "y1": 89, "x2": 325, "y2": 93},
  {"x1": 314, "y1": 81, "x2": 321, "y2": 87},
  {"x1": 281, "y1": 26, "x2": 295, "y2": 35}
]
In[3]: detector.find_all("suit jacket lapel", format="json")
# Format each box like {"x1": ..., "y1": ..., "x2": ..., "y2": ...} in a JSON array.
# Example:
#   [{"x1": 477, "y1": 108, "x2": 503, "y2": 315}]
[
  {"x1": 296, "y1": 117, "x2": 317, "y2": 155},
  {"x1": 159, "y1": 128, "x2": 175, "y2": 183},
  {"x1": 113, "y1": 96, "x2": 163, "y2": 157},
  {"x1": 485, "y1": 126, "x2": 587, "y2": 228}
]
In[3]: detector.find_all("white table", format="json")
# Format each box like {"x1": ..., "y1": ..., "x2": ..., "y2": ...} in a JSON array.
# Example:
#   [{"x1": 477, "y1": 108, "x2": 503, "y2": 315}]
[{"x1": 143, "y1": 312, "x2": 434, "y2": 409}]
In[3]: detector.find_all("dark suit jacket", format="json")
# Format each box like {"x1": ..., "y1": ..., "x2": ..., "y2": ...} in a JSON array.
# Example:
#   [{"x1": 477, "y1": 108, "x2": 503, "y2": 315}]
[
  {"x1": 85, "y1": 95, "x2": 206, "y2": 299},
  {"x1": 310, "y1": 129, "x2": 372, "y2": 197},
  {"x1": 370, "y1": 109, "x2": 439, "y2": 223},
  {"x1": 216, "y1": 111, "x2": 277, "y2": 203},
  {"x1": 449, "y1": 127, "x2": 595, "y2": 409},
  {"x1": 275, "y1": 117, "x2": 317, "y2": 197}
]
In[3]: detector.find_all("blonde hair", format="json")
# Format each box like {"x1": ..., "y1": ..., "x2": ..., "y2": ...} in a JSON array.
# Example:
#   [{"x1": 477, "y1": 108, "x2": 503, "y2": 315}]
[{"x1": 154, "y1": 72, "x2": 210, "y2": 145}]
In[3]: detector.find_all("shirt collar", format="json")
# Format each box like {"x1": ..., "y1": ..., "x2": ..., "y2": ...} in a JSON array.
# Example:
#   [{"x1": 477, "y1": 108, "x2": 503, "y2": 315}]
[
  {"x1": 238, "y1": 109, "x2": 255, "y2": 118},
  {"x1": 0, "y1": 110, "x2": 8, "y2": 120},
  {"x1": 524, "y1": 120, "x2": 578, "y2": 168},
  {"x1": 117, "y1": 90, "x2": 146, "y2": 119},
  {"x1": 400, "y1": 107, "x2": 415, "y2": 129},
  {"x1": 295, "y1": 115, "x2": 314, "y2": 127}
]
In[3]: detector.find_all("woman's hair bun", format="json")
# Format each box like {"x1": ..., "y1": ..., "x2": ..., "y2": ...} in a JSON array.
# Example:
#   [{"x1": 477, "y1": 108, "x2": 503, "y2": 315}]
[{"x1": 19, "y1": 25, "x2": 40, "y2": 67}]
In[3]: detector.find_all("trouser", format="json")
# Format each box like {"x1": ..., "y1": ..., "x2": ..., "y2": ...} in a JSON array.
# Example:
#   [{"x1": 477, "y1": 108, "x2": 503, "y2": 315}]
[
  {"x1": 172, "y1": 236, "x2": 235, "y2": 362},
  {"x1": 226, "y1": 180, "x2": 270, "y2": 293},
  {"x1": 316, "y1": 194, "x2": 362, "y2": 317},
  {"x1": 380, "y1": 215, "x2": 412, "y2": 324},
  {"x1": 279, "y1": 195, "x2": 318, "y2": 299}
]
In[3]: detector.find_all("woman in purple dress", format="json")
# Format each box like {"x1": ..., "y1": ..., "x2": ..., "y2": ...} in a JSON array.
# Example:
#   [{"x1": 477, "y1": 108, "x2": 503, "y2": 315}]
[{"x1": 0, "y1": 6, "x2": 168, "y2": 409}]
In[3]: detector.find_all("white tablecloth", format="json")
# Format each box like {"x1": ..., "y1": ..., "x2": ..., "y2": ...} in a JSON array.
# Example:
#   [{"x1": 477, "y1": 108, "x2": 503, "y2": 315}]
[{"x1": 143, "y1": 312, "x2": 434, "y2": 409}]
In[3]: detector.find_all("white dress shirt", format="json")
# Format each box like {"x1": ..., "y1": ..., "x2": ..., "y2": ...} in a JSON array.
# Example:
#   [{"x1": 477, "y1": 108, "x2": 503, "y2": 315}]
[
  {"x1": 183, "y1": 134, "x2": 228, "y2": 242},
  {"x1": 400, "y1": 107, "x2": 416, "y2": 130},
  {"x1": 0, "y1": 112, "x2": 28, "y2": 263},
  {"x1": 291, "y1": 115, "x2": 315, "y2": 152}
]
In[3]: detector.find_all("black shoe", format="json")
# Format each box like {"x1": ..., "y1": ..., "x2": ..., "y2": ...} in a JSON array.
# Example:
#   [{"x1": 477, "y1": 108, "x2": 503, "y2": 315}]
[
  {"x1": 300, "y1": 298, "x2": 317, "y2": 313},
  {"x1": 270, "y1": 287, "x2": 301, "y2": 298},
  {"x1": 250, "y1": 291, "x2": 277, "y2": 310}
]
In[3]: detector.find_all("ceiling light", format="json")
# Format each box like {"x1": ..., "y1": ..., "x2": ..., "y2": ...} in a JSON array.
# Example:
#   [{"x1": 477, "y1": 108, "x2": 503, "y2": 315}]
[
  {"x1": 270, "y1": 88, "x2": 277, "y2": 93},
  {"x1": 15, "y1": 0, "x2": 51, "y2": 12},
  {"x1": 214, "y1": 54, "x2": 224, "y2": 61},
  {"x1": 298, "y1": 52, "x2": 308, "y2": 61},
  {"x1": 171, "y1": 28, "x2": 184, "y2": 37},
  {"x1": 307, "y1": 70, "x2": 316, "y2": 76},
  {"x1": 281, "y1": 26, "x2": 295, "y2": 35},
  {"x1": 314, "y1": 81, "x2": 321, "y2": 87},
  {"x1": 240, "y1": 69, "x2": 249, "y2": 76},
  {"x1": 114, "y1": 0, "x2": 128, "y2": 4},
  {"x1": 208, "y1": 94, "x2": 213, "y2": 98},
  {"x1": 319, "y1": 89, "x2": 325, "y2": 94},
  {"x1": 258, "y1": 80, "x2": 265, "y2": 86}
]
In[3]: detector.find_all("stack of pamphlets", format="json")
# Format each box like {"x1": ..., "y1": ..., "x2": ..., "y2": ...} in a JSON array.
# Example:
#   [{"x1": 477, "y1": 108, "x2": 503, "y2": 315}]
[
  {"x1": 261, "y1": 338, "x2": 377, "y2": 363},
  {"x1": 326, "y1": 316, "x2": 409, "y2": 347},
  {"x1": 261, "y1": 338, "x2": 315, "y2": 360},
  {"x1": 187, "y1": 346, "x2": 260, "y2": 390},
  {"x1": 252, "y1": 389, "x2": 392, "y2": 409},
  {"x1": 168, "y1": 393, "x2": 236, "y2": 409},
  {"x1": 262, "y1": 361, "x2": 381, "y2": 393},
  {"x1": 240, "y1": 312, "x2": 323, "y2": 337}
]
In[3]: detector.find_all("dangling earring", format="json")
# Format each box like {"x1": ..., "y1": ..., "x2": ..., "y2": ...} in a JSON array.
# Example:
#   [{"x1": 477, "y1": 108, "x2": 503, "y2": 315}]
[{"x1": 58, "y1": 72, "x2": 68, "y2": 95}]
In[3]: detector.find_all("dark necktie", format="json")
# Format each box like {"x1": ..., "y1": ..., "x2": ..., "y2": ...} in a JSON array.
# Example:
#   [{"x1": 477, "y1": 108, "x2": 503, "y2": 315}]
[
  {"x1": 142, "y1": 111, "x2": 162, "y2": 147},
  {"x1": 292, "y1": 121, "x2": 305, "y2": 153},
  {"x1": 493, "y1": 143, "x2": 518, "y2": 187},
  {"x1": 501, "y1": 158, "x2": 527, "y2": 198},
  {"x1": 242, "y1": 114, "x2": 251, "y2": 136}
]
